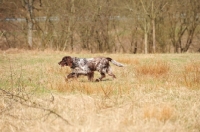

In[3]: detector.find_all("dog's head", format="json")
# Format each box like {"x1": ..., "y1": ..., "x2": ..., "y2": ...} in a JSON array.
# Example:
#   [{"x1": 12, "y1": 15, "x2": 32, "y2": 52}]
[{"x1": 58, "y1": 56, "x2": 73, "y2": 67}]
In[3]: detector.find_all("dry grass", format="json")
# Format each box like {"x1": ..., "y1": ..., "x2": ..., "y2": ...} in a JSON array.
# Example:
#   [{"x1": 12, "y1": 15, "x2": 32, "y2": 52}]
[
  {"x1": 135, "y1": 59, "x2": 170, "y2": 77},
  {"x1": 183, "y1": 61, "x2": 200, "y2": 89},
  {"x1": 143, "y1": 104, "x2": 174, "y2": 122},
  {"x1": 0, "y1": 50, "x2": 200, "y2": 132}
]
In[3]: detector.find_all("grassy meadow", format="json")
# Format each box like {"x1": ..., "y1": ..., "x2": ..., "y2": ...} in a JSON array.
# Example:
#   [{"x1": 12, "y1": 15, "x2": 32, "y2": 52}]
[{"x1": 0, "y1": 49, "x2": 200, "y2": 132}]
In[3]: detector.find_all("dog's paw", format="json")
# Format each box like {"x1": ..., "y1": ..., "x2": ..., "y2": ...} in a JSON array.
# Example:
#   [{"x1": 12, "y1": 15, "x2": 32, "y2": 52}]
[{"x1": 95, "y1": 79, "x2": 99, "y2": 82}]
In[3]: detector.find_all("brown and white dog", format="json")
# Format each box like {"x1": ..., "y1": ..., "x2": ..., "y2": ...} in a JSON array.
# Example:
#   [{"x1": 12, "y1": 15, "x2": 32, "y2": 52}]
[{"x1": 58, "y1": 56, "x2": 124, "y2": 81}]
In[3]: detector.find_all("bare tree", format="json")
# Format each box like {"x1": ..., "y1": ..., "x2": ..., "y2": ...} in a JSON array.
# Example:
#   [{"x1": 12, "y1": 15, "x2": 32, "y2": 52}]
[
  {"x1": 1, "y1": 0, "x2": 200, "y2": 53},
  {"x1": 139, "y1": 0, "x2": 168, "y2": 53},
  {"x1": 168, "y1": 0, "x2": 200, "y2": 53}
]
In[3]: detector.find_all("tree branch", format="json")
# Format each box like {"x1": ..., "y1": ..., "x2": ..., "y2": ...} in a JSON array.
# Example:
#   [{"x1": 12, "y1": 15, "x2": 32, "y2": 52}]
[{"x1": 0, "y1": 88, "x2": 72, "y2": 125}]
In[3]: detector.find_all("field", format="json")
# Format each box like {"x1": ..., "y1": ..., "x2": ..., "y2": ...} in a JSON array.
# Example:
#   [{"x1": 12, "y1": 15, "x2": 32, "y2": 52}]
[{"x1": 0, "y1": 49, "x2": 200, "y2": 132}]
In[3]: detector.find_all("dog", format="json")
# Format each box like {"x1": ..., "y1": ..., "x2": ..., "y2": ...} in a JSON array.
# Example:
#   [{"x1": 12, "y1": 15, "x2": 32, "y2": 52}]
[{"x1": 58, "y1": 56, "x2": 124, "y2": 82}]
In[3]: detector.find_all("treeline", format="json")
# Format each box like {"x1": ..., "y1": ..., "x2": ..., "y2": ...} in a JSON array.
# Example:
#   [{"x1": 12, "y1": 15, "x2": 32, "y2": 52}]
[{"x1": 0, "y1": 0, "x2": 200, "y2": 53}]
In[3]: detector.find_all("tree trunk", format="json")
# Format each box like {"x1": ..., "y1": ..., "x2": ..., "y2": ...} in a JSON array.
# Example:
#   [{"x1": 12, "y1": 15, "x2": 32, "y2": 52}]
[
  {"x1": 144, "y1": 31, "x2": 148, "y2": 54},
  {"x1": 144, "y1": 20, "x2": 148, "y2": 54},
  {"x1": 27, "y1": 0, "x2": 33, "y2": 49},
  {"x1": 152, "y1": 18, "x2": 156, "y2": 53},
  {"x1": 133, "y1": 42, "x2": 137, "y2": 54},
  {"x1": 182, "y1": 25, "x2": 197, "y2": 52},
  {"x1": 27, "y1": 20, "x2": 33, "y2": 49}
]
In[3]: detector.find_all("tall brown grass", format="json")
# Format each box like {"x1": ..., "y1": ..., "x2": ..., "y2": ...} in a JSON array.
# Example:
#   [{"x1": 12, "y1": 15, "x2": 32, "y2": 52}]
[
  {"x1": 183, "y1": 61, "x2": 200, "y2": 89},
  {"x1": 135, "y1": 60, "x2": 170, "y2": 77}
]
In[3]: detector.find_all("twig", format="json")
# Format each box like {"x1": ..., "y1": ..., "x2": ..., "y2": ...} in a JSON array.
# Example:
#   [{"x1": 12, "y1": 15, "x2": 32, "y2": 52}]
[{"x1": 0, "y1": 88, "x2": 72, "y2": 125}]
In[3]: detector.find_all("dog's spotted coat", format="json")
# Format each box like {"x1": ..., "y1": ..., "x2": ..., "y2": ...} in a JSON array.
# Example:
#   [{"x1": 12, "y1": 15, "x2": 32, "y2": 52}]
[{"x1": 58, "y1": 56, "x2": 124, "y2": 81}]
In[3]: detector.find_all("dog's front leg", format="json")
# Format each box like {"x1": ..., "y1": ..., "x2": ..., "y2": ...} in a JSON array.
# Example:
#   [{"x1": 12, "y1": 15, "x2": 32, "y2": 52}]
[
  {"x1": 87, "y1": 72, "x2": 94, "y2": 81},
  {"x1": 65, "y1": 73, "x2": 77, "y2": 82}
]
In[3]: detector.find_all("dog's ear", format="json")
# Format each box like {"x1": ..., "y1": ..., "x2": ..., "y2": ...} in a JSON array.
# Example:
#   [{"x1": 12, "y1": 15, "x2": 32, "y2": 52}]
[{"x1": 66, "y1": 56, "x2": 73, "y2": 67}]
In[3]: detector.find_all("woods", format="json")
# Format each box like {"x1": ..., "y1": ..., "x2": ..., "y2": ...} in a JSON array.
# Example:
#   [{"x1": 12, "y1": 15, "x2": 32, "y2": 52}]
[{"x1": 0, "y1": 0, "x2": 200, "y2": 53}]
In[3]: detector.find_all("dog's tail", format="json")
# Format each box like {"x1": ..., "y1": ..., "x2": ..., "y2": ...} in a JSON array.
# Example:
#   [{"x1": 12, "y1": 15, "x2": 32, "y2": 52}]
[{"x1": 106, "y1": 57, "x2": 124, "y2": 67}]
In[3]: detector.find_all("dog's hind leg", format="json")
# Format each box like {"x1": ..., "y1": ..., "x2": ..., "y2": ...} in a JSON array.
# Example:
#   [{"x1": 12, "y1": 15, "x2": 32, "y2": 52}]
[
  {"x1": 96, "y1": 73, "x2": 106, "y2": 82},
  {"x1": 107, "y1": 71, "x2": 116, "y2": 79},
  {"x1": 106, "y1": 67, "x2": 116, "y2": 79}
]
